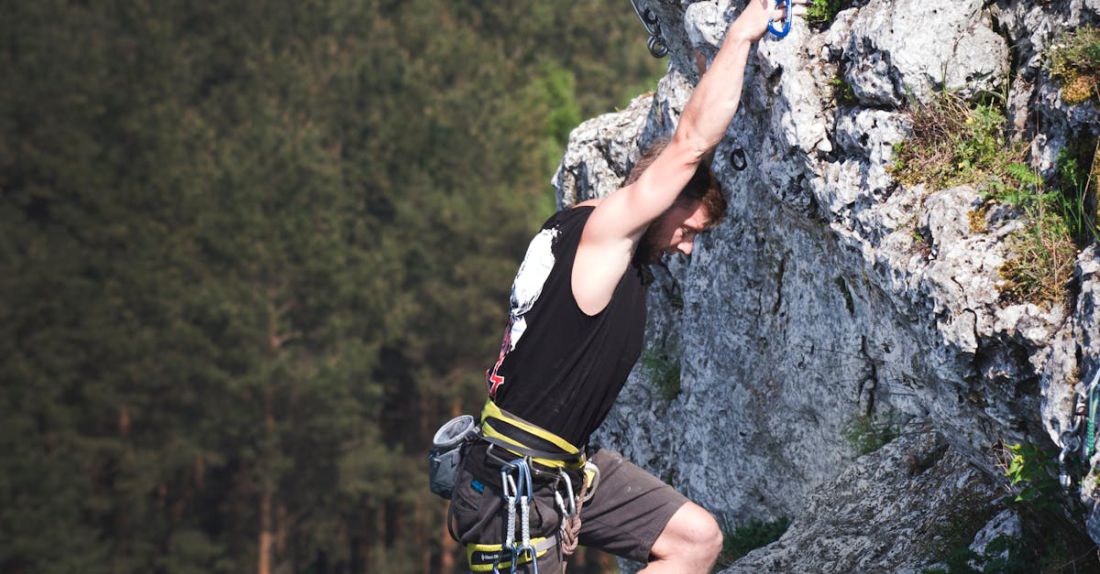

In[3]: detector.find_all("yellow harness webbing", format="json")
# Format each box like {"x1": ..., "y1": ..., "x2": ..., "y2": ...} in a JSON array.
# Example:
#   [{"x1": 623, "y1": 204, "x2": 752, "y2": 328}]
[
  {"x1": 466, "y1": 537, "x2": 554, "y2": 572},
  {"x1": 480, "y1": 400, "x2": 585, "y2": 471}
]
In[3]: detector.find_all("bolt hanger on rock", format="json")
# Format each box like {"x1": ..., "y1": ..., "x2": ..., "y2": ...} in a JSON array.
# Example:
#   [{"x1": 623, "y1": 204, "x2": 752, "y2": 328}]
[{"x1": 729, "y1": 147, "x2": 748, "y2": 171}]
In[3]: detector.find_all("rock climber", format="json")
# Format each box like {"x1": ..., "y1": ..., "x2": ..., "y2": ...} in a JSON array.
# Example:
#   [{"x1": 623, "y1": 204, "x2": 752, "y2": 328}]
[{"x1": 449, "y1": 1, "x2": 808, "y2": 571}]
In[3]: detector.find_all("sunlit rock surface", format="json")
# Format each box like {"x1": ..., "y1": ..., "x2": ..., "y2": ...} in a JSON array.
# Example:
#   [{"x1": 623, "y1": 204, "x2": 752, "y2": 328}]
[
  {"x1": 553, "y1": 0, "x2": 1100, "y2": 570},
  {"x1": 724, "y1": 433, "x2": 999, "y2": 573}
]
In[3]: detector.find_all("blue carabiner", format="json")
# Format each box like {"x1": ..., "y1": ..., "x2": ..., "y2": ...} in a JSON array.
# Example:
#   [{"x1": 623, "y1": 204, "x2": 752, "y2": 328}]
[
  {"x1": 512, "y1": 544, "x2": 539, "y2": 574},
  {"x1": 766, "y1": 0, "x2": 793, "y2": 39}
]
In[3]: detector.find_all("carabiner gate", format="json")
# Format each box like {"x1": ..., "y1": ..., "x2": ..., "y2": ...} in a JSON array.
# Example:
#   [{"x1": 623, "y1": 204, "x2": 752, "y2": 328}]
[{"x1": 766, "y1": 0, "x2": 793, "y2": 39}]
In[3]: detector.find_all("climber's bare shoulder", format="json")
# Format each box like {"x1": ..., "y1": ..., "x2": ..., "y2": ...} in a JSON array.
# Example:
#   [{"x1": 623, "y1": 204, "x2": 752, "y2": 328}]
[{"x1": 570, "y1": 196, "x2": 643, "y2": 316}]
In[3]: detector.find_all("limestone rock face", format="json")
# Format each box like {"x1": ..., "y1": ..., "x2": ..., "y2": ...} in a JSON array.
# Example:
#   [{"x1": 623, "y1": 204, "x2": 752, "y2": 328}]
[
  {"x1": 553, "y1": 0, "x2": 1100, "y2": 570},
  {"x1": 723, "y1": 433, "x2": 1000, "y2": 573},
  {"x1": 845, "y1": 0, "x2": 1009, "y2": 107}
]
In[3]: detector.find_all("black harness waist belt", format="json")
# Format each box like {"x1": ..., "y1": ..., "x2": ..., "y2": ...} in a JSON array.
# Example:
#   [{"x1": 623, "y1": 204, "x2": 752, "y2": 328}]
[{"x1": 479, "y1": 400, "x2": 586, "y2": 471}]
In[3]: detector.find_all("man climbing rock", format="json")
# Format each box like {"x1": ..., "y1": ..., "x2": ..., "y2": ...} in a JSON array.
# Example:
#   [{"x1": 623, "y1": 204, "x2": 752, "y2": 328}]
[{"x1": 449, "y1": 1, "x2": 807, "y2": 571}]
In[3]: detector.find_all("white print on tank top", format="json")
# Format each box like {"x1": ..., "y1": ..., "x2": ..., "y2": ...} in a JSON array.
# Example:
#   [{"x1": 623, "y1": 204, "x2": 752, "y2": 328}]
[
  {"x1": 508, "y1": 227, "x2": 558, "y2": 349},
  {"x1": 486, "y1": 226, "x2": 559, "y2": 397}
]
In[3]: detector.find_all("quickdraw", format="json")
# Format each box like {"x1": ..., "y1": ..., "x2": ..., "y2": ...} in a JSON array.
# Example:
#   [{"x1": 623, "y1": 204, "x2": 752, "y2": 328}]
[
  {"x1": 1060, "y1": 365, "x2": 1100, "y2": 489},
  {"x1": 1084, "y1": 367, "x2": 1100, "y2": 461},
  {"x1": 496, "y1": 459, "x2": 538, "y2": 574},
  {"x1": 767, "y1": 0, "x2": 794, "y2": 39},
  {"x1": 1059, "y1": 390, "x2": 1086, "y2": 488},
  {"x1": 629, "y1": 0, "x2": 669, "y2": 58}
]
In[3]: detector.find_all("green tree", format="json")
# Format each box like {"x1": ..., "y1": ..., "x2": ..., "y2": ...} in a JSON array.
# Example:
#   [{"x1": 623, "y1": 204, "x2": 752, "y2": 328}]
[{"x1": 0, "y1": 1, "x2": 664, "y2": 572}]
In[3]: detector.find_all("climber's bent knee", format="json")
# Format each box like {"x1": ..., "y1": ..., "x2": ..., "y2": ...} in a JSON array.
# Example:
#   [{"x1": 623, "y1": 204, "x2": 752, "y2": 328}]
[{"x1": 648, "y1": 502, "x2": 723, "y2": 567}]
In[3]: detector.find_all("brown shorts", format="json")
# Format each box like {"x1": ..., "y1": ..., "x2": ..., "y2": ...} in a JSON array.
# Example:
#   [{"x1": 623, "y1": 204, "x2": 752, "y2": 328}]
[{"x1": 450, "y1": 447, "x2": 688, "y2": 572}]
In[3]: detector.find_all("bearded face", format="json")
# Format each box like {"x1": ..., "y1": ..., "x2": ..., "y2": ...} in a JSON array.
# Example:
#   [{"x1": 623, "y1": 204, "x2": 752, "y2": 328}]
[
  {"x1": 632, "y1": 201, "x2": 710, "y2": 265},
  {"x1": 633, "y1": 220, "x2": 667, "y2": 265}
]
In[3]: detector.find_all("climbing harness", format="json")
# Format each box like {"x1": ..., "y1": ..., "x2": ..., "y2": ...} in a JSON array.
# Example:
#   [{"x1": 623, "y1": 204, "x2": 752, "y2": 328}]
[
  {"x1": 469, "y1": 457, "x2": 600, "y2": 573},
  {"x1": 767, "y1": 0, "x2": 794, "y2": 39},
  {"x1": 729, "y1": 147, "x2": 748, "y2": 171},
  {"x1": 480, "y1": 400, "x2": 587, "y2": 472},
  {"x1": 629, "y1": 0, "x2": 669, "y2": 58},
  {"x1": 453, "y1": 400, "x2": 601, "y2": 572},
  {"x1": 462, "y1": 459, "x2": 555, "y2": 573}
]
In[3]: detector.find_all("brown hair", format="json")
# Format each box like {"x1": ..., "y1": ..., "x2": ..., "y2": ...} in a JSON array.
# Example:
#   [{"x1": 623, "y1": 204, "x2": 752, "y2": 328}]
[{"x1": 625, "y1": 139, "x2": 728, "y2": 228}]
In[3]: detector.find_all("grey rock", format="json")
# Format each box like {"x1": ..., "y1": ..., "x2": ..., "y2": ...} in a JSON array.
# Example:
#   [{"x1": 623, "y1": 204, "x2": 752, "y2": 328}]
[
  {"x1": 845, "y1": 0, "x2": 1009, "y2": 107},
  {"x1": 968, "y1": 509, "x2": 1022, "y2": 562},
  {"x1": 721, "y1": 433, "x2": 999, "y2": 573},
  {"x1": 1043, "y1": 246, "x2": 1100, "y2": 522},
  {"x1": 831, "y1": 108, "x2": 911, "y2": 204},
  {"x1": 552, "y1": 93, "x2": 652, "y2": 208},
  {"x1": 552, "y1": 0, "x2": 1100, "y2": 567}
]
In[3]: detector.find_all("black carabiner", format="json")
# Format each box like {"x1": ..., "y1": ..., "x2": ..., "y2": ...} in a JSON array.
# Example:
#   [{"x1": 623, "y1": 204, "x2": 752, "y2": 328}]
[
  {"x1": 647, "y1": 36, "x2": 669, "y2": 58},
  {"x1": 630, "y1": 0, "x2": 669, "y2": 58}
]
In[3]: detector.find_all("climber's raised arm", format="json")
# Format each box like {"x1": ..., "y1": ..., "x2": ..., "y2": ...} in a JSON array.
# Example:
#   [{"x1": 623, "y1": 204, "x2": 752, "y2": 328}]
[{"x1": 572, "y1": 0, "x2": 805, "y2": 315}]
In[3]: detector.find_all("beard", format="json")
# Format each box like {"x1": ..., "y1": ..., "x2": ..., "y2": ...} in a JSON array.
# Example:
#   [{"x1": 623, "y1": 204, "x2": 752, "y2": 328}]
[{"x1": 633, "y1": 219, "x2": 666, "y2": 265}]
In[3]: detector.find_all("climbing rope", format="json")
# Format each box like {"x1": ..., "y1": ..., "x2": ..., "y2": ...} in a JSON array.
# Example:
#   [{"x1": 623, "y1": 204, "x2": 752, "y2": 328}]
[
  {"x1": 555, "y1": 470, "x2": 581, "y2": 557},
  {"x1": 629, "y1": 0, "x2": 669, "y2": 58},
  {"x1": 557, "y1": 461, "x2": 600, "y2": 557},
  {"x1": 767, "y1": 0, "x2": 794, "y2": 39}
]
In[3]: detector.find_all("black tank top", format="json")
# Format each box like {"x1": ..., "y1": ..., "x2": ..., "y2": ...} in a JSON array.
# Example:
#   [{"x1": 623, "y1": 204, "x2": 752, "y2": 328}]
[{"x1": 485, "y1": 205, "x2": 647, "y2": 447}]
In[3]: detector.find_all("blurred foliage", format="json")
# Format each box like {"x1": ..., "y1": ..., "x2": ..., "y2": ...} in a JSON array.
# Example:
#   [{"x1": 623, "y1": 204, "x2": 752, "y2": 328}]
[
  {"x1": 805, "y1": 0, "x2": 847, "y2": 27},
  {"x1": 842, "y1": 412, "x2": 900, "y2": 456},
  {"x1": 640, "y1": 347, "x2": 681, "y2": 402},
  {"x1": 0, "y1": 1, "x2": 663, "y2": 572}
]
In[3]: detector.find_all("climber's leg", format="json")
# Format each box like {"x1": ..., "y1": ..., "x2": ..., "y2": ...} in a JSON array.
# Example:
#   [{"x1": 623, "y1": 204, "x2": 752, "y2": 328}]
[
  {"x1": 574, "y1": 450, "x2": 704, "y2": 569},
  {"x1": 642, "y1": 502, "x2": 723, "y2": 573}
]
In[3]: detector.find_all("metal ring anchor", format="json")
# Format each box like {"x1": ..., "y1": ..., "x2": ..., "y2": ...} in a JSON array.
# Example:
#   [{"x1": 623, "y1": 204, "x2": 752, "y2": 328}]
[{"x1": 729, "y1": 147, "x2": 748, "y2": 171}]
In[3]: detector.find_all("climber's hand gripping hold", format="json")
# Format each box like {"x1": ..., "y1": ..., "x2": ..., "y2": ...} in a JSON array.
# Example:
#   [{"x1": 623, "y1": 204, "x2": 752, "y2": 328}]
[{"x1": 572, "y1": 0, "x2": 809, "y2": 317}]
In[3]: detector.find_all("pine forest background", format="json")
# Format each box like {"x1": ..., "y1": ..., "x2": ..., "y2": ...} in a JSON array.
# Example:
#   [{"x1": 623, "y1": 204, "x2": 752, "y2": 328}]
[{"x1": 0, "y1": 1, "x2": 665, "y2": 572}]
